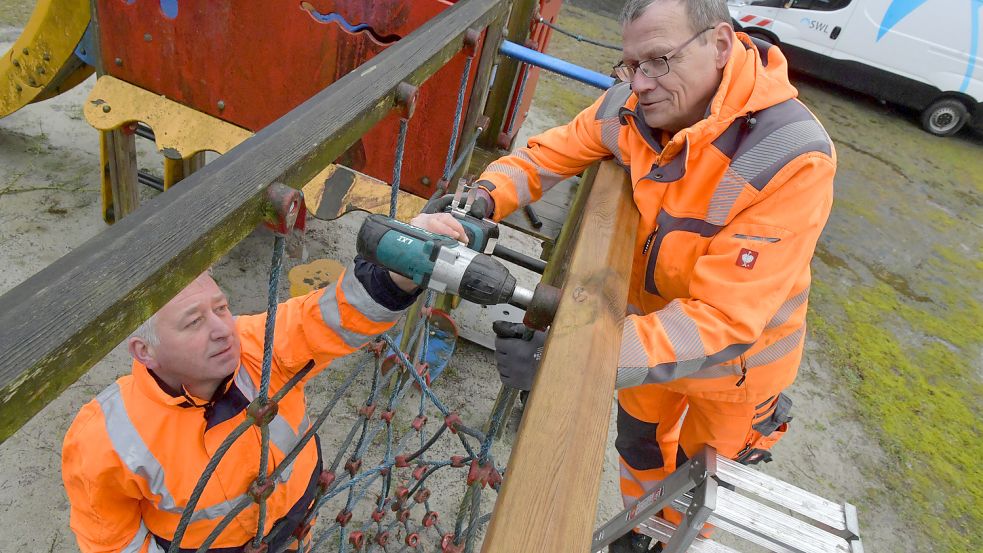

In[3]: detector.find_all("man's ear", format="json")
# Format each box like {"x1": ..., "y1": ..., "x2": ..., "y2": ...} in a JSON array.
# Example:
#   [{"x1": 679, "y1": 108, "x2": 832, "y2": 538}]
[
  {"x1": 713, "y1": 23, "x2": 734, "y2": 69},
  {"x1": 128, "y1": 337, "x2": 159, "y2": 370}
]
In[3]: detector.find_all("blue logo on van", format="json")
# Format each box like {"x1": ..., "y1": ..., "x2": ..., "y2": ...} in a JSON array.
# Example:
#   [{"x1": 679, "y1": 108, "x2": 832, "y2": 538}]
[
  {"x1": 878, "y1": 0, "x2": 981, "y2": 93},
  {"x1": 800, "y1": 17, "x2": 830, "y2": 34}
]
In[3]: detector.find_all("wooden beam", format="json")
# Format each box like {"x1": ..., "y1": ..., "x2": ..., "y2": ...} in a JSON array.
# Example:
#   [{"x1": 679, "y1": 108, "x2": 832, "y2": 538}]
[
  {"x1": 0, "y1": 0, "x2": 510, "y2": 444},
  {"x1": 481, "y1": 160, "x2": 639, "y2": 553}
]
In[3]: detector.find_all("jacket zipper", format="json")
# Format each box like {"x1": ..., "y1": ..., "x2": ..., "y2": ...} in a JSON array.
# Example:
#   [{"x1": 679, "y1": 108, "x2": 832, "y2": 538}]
[
  {"x1": 735, "y1": 354, "x2": 748, "y2": 387},
  {"x1": 642, "y1": 228, "x2": 658, "y2": 255}
]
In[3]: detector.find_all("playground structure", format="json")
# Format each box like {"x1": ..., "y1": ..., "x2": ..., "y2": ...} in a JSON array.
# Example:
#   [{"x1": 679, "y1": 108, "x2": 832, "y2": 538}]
[{"x1": 0, "y1": 1, "x2": 864, "y2": 551}]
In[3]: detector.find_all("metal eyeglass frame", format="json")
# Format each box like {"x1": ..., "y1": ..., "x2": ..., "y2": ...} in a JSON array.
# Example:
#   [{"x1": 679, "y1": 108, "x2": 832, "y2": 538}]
[{"x1": 613, "y1": 27, "x2": 715, "y2": 82}]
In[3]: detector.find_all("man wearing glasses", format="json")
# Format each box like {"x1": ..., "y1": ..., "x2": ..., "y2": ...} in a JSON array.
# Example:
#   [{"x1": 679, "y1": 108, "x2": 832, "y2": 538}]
[{"x1": 456, "y1": 1, "x2": 834, "y2": 550}]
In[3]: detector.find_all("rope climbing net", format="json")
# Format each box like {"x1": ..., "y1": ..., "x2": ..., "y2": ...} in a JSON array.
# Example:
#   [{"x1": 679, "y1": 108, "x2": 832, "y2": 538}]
[{"x1": 165, "y1": 43, "x2": 514, "y2": 553}]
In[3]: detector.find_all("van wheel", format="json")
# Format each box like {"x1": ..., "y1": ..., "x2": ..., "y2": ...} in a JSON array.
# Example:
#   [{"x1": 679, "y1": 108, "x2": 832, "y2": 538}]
[{"x1": 921, "y1": 98, "x2": 969, "y2": 136}]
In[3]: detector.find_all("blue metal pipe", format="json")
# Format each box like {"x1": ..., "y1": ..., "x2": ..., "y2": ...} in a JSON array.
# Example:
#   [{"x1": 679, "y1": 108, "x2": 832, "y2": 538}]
[{"x1": 499, "y1": 40, "x2": 616, "y2": 90}]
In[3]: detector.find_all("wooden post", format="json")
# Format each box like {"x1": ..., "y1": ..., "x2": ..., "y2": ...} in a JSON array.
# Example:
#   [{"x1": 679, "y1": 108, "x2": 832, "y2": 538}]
[
  {"x1": 0, "y1": 0, "x2": 510, "y2": 444},
  {"x1": 103, "y1": 128, "x2": 139, "y2": 221},
  {"x1": 481, "y1": 160, "x2": 639, "y2": 553},
  {"x1": 478, "y1": 0, "x2": 538, "y2": 151}
]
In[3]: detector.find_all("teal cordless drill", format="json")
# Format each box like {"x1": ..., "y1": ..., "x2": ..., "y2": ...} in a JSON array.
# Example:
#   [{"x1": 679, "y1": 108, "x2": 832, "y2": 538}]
[{"x1": 356, "y1": 214, "x2": 559, "y2": 329}]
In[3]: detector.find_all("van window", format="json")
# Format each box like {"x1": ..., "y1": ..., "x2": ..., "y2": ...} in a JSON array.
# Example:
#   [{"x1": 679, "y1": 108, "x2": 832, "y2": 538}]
[{"x1": 786, "y1": 0, "x2": 852, "y2": 11}]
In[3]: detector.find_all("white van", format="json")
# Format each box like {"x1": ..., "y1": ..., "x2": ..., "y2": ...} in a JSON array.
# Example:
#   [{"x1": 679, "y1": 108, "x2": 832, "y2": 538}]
[{"x1": 727, "y1": 0, "x2": 983, "y2": 136}]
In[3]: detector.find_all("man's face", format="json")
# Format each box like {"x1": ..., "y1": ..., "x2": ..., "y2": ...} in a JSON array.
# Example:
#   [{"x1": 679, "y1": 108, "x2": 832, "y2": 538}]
[
  {"x1": 621, "y1": 1, "x2": 730, "y2": 132},
  {"x1": 138, "y1": 273, "x2": 240, "y2": 395}
]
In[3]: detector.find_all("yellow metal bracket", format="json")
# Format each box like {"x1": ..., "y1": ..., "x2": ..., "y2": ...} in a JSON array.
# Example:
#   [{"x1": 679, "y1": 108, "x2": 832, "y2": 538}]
[
  {"x1": 1, "y1": 0, "x2": 93, "y2": 117},
  {"x1": 85, "y1": 75, "x2": 426, "y2": 223}
]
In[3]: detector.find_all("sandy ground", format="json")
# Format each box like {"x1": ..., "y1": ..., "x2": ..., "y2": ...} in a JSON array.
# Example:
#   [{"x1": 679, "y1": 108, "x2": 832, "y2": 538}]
[{"x1": 4, "y1": 5, "x2": 979, "y2": 550}]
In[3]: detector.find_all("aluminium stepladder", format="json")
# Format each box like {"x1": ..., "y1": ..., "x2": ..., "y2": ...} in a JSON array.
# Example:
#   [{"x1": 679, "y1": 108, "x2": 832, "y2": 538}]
[{"x1": 592, "y1": 447, "x2": 864, "y2": 553}]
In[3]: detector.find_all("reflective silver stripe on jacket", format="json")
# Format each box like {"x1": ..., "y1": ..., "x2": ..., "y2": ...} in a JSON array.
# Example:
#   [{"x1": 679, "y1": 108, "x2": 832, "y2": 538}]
[
  {"x1": 513, "y1": 150, "x2": 567, "y2": 193},
  {"x1": 338, "y1": 264, "x2": 403, "y2": 322},
  {"x1": 234, "y1": 369, "x2": 312, "y2": 481},
  {"x1": 765, "y1": 287, "x2": 810, "y2": 329},
  {"x1": 485, "y1": 161, "x2": 532, "y2": 206},
  {"x1": 731, "y1": 119, "x2": 831, "y2": 189},
  {"x1": 745, "y1": 326, "x2": 805, "y2": 368},
  {"x1": 97, "y1": 383, "x2": 245, "y2": 522},
  {"x1": 318, "y1": 266, "x2": 398, "y2": 349},
  {"x1": 595, "y1": 82, "x2": 632, "y2": 166},
  {"x1": 655, "y1": 300, "x2": 706, "y2": 375},
  {"x1": 121, "y1": 521, "x2": 165, "y2": 553},
  {"x1": 705, "y1": 168, "x2": 747, "y2": 226}
]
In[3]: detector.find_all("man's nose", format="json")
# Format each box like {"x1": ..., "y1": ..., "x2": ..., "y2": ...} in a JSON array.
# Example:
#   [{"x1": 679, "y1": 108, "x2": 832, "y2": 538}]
[
  {"x1": 631, "y1": 71, "x2": 657, "y2": 94},
  {"x1": 208, "y1": 312, "x2": 233, "y2": 339}
]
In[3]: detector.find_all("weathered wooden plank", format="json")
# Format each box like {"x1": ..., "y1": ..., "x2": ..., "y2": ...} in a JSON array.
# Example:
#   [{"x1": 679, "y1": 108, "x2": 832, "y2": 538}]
[
  {"x1": 0, "y1": 0, "x2": 509, "y2": 443},
  {"x1": 482, "y1": 160, "x2": 639, "y2": 553}
]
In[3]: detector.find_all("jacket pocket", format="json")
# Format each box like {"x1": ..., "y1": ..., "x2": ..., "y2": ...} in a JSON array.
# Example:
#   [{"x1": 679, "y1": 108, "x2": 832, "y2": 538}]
[{"x1": 736, "y1": 393, "x2": 793, "y2": 465}]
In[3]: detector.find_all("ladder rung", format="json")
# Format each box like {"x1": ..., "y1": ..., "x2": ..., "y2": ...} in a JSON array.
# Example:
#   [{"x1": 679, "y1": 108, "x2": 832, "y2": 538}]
[
  {"x1": 716, "y1": 455, "x2": 848, "y2": 532},
  {"x1": 638, "y1": 516, "x2": 741, "y2": 553},
  {"x1": 672, "y1": 488, "x2": 852, "y2": 553}
]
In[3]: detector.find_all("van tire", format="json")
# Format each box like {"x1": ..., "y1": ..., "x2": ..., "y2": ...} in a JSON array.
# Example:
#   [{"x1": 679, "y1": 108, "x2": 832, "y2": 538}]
[{"x1": 921, "y1": 98, "x2": 970, "y2": 136}]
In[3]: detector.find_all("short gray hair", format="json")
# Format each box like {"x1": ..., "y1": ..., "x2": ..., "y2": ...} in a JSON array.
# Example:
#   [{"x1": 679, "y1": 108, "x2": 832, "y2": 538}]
[
  {"x1": 620, "y1": 0, "x2": 731, "y2": 33},
  {"x1": 130, "y1": 313, "x2": 159, "y2": 347}
]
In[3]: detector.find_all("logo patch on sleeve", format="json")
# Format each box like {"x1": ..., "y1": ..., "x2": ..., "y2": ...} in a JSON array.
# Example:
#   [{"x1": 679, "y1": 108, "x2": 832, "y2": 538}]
[{"x1": 737, "y1": 248, "x2": 758, "y2": 269}]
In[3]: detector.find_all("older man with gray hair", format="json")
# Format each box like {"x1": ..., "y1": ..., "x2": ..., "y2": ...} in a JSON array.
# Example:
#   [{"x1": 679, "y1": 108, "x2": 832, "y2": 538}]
[{"x1": 478, "y1": 1, "x2": 835, "y2": 550}]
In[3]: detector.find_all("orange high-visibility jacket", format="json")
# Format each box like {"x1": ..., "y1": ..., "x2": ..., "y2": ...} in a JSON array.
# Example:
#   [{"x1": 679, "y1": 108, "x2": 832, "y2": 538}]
[
  {"x1": 478, "y1": 35, "x2": 835, "y2": 403},
  {"x1": 62, "y1": 265, "x2": 406, "y2": 552}
]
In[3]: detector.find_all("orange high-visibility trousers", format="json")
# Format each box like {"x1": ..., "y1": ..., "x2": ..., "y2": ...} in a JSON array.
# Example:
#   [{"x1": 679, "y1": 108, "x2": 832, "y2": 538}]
[{"x1": 616, "y1": 383, "x2": 791, "y2": 520}]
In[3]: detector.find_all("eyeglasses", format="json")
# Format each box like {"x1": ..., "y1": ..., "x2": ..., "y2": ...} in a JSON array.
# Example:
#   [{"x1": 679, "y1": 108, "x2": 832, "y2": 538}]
[{"x1": 613, "y1": 27, "x2": 715, "y2": 82}]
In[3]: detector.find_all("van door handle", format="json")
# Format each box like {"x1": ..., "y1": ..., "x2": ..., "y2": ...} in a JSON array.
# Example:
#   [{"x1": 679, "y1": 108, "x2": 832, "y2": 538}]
[{"x1": 830, "y1": 26, "x2": 841, "y2": 39}]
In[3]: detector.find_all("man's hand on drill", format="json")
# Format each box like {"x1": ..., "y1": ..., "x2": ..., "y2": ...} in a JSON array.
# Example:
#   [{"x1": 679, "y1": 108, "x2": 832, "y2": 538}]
[
  {"x1": 423, "y1": 188, "x2": 494, "y2": 219},
  {"x1": 492, "y1": 321, "x2": 546, "y2": 391},
  {"x1": 387, "y1": 213, "x2": 468, "y2": 293}
]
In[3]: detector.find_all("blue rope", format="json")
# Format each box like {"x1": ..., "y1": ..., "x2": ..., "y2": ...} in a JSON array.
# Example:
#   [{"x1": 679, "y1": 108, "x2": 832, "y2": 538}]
[
  {"x1": 253, "y1": 234, "x2": 285, "y2": 547},
  {"x1": 442, "y1": 56, "x2": 474, "y2": 182},
  {"x1": 390, "y1": 117, "x2": 410, "y2": 218}
]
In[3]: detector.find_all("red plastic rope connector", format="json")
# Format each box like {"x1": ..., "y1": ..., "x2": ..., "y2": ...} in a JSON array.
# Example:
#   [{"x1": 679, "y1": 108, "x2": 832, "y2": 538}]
[
  {"x1": 246, "y1": 398, "x2": 279, "y2": 427},
  {"x1": 248, "y1": 478, "x2": 276, "y2": 502},
  {"x1": 375, "y1": 531, "x2": 390, "y2": 546},
  {"x1": 345, "y1": 458, "x2": 362, "y2": 476},
  {"x1": 380, "y1": 410, "x2": 395, "y2": 424},
  {"x1": 405, "y1": 532, "x2": 420, "y2": 547},
  {"x1": 368, "y1": 340, "x2": 387, "y2": 357},
  {"x1": 243, "y1": 541, "x2": 269, "y2": 553},
  {"x1": 444, "y1": 412, "x2": 462, "y2": 433},
  {"x1": 422, "y1": 511, "x2": 439, "y2": 528},
  {"x1": 318, "y1": 470, "x2": 336, "y2": 492},
  {"x1": 336, "y1": 509, "x2": 353, "y2": 526},
  {"x1": 395, "y1": 455, "x2": 410, "y2": 468},
  {"x1": 413, "y1": 488, "x2": 431, "y2": 503},
  {"x1": 395, "y1": 485, "x2": 410, "y2": 501},
  {"x1": 465, "y1": 460, "x2": 501, "y2": 488},
  {"x1": 398, "y1": 508, "x2": 412, "y2": 523},
  {"x1": 371, "y1": 508, "x2": 385, "y2": 523},
  {"x1": 292, "y1": 521, "x2": 313, "y2": 541},
  {"x1": 441, "y1": 533, "x2": 464, "y2": 553},
  {"x1": 348, "y1": 531, "x2": 365, "y2": 550},
  {"x1": 358, "y1": 403, "x2": 376, "y2": 419},
  {"x1": 411, "y1": 415, "x2": 427, "y2": 431},
  {"x1": 450, "y1": 455, "x2": 467, "y2": 468},
  {"x1": 412, "y1": 464, "x2": 428, "y2": 481}
]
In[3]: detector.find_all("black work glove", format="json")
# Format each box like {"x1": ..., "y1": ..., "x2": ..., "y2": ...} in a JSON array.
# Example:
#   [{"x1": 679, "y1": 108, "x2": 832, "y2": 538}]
[
  {"x1": 422, "y1": 189, "x2": 494, "y2": 219},
  {"x1": 493, "y1": 321, "x2": 546, "y2": 392}
]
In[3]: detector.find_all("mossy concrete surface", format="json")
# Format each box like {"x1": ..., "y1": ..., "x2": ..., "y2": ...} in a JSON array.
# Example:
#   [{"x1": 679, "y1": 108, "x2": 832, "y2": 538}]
[{"x1": 799, "y1": 77, "x2": 982, "y2": 552}]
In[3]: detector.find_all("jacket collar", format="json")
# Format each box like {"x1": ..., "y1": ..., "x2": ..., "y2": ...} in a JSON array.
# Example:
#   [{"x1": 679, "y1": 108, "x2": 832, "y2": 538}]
[{"x1": 132, "y1": 360, "x2": 236, "y2": 408}]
